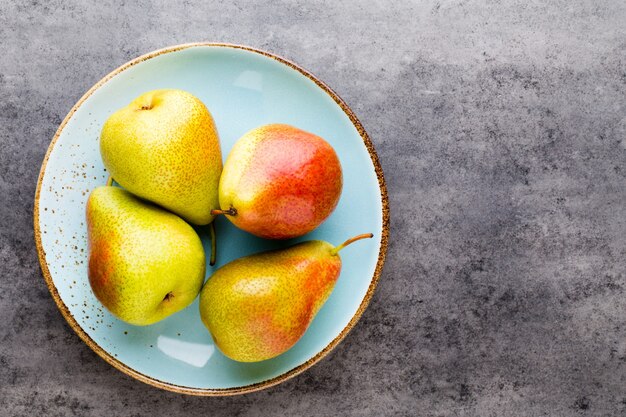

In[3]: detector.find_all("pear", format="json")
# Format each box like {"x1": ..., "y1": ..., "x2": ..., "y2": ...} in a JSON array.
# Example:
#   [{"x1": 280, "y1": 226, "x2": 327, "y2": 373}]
[
  {"x1": 100, "y1": 89, "x2": 222, "y2": 225},
  {"x1": 212, "y1": 124, "x2": 342, "y2": 239},
  {"x1": 86, "y1": 186, "x2": 206, "y2": 325},
  {"x1": 199, "y1": 233, "x2": 373, "y2": 362}
]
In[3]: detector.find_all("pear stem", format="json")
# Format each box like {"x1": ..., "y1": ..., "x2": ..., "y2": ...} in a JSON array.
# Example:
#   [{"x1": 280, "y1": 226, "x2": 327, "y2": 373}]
[
  {"x1": 209, "y1": 222, "x2": 217, "y2": 266},
  {"x1": 105, "y1": 176, "x2": 113, "y2": 186},
  {"x1": 211, "y1": 208, "x2": 237, "y2": 216},
  {"x1": 331, "y1": 233, "x2": 374, "y2": 256}
]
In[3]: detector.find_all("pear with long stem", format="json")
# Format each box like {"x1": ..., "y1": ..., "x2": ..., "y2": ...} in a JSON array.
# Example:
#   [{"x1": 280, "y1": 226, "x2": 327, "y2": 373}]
[{"x1": 199, "y1": 233, "x2": 373, "y2": 362}]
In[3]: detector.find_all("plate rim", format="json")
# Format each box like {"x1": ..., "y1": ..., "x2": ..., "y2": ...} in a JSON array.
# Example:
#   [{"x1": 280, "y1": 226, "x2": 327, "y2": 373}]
[{"x1": 33, "y1": 42, "x2": 390, "y2": 396}]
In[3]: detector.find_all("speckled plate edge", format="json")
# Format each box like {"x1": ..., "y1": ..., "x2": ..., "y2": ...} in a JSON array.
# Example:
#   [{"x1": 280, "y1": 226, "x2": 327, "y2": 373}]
[{"x1": 33, "y1": 42, "x2": 390, "y2": 396}]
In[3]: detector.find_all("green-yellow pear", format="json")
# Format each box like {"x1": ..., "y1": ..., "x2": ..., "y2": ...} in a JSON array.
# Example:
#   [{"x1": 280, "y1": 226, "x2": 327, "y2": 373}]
[
  {"x1": 86, "y1": 186, "x2": 206, "y2": 325},
  {"x1": 100, "y1": 89, "x2": 222, "y2": 225},
  {"x1": 199, "y1": 233, "x2": 373, "y2": 362}
]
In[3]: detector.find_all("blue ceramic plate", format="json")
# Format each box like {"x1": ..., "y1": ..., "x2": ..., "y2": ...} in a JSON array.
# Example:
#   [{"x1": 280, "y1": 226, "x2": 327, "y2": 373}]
[{"x1": 34, "y1": 43, "x2": 388, "y2": 395}]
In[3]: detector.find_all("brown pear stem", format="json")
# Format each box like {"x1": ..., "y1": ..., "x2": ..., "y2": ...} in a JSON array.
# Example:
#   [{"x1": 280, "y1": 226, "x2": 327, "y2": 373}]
[
  {"x1": 105, "y1": 176, "x2": 113, "y2": 186},
  {"x1": 331, "y1": 233, "x2": 374, "y2": 256},
  {"x1": 209, "y1": 222, "x2": 217, "y2": 266},
  {"x1": 211, "y1": 208, "x2": 237, "y2": 216}
]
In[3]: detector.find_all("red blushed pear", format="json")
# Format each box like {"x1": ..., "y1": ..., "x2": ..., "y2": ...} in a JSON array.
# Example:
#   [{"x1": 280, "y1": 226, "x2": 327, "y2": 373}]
[
  {"x1": 198, "y1": 233, "x2": 373, "y2": 362},
  {"x1": 212, "y1": 124, "x2": 342, "y2": 239},
  {"x1": 86, "y1": 186, "x2": 206, "y2": 326}
]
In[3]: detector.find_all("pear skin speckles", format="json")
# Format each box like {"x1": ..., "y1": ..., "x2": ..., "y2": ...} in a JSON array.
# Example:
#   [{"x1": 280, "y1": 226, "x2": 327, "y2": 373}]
[
  {"x1": 100, "y1": 89, "x2": 222, "y2": 225},
  {"x1": 199, "y1": 240, "x2": 341, "y2": 362},
  {"x1": 86, "y1": 186, "x2": 205, "y2": 325},
  {"x1": 218, "y1": 124, "x2": 342, "y2": 239}
]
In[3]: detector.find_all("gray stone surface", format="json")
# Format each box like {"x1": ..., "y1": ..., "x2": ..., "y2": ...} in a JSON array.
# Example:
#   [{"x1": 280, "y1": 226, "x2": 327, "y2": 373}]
[{"x1": 1, "y1": 0, "x2": 625, "y2": 415}]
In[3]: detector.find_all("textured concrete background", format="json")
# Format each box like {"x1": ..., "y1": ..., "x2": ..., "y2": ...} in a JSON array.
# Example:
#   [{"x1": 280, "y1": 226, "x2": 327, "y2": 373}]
[{"x1": 1, "y1": 0, "x2": 625, "y2": 415}]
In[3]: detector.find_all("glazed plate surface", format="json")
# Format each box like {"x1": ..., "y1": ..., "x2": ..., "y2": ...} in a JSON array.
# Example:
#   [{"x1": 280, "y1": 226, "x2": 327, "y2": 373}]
[{"x1": 34, "y1": 43, "x2": 388, "y2": 395}]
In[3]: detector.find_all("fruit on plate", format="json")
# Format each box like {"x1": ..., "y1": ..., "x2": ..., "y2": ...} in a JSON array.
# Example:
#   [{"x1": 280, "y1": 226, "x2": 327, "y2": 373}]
[
  {"x1": 199, "y1": 233, "x2": 373, "y2": 362},
  {"x1": 100, "y1": 89, "x2": 222, "y2": 225},
  {"x1": 86, "y1": 186, "x2": 206, "y2": 325},
  {"x1": 212, "y1": 124, "x2": 342, "y2": 239}
]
